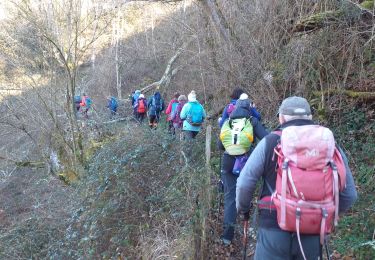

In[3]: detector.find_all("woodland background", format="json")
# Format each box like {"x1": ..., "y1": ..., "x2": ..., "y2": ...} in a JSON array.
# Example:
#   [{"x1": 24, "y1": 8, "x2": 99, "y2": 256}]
[{"x1": 0, "y1": 0, "x2": 374, "y2": 259}]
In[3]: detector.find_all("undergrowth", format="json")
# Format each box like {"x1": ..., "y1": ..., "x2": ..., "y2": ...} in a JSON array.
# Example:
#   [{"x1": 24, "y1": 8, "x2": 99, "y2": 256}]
[
  {"x1": 59, "y1": 121, "x2": 212, "y2": 259},
  {"x1": 329, "y1": 99, "x2": 375, "y2": 258}
]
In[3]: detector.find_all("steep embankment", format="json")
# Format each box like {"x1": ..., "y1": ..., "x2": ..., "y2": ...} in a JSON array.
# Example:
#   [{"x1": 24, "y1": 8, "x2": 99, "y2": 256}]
[
  {"x1": 1, "y1": 117, "x2": 217, "y2": 258},
  {"x1": 0, "y1": 167, "x2": 80, "y2": 258}
]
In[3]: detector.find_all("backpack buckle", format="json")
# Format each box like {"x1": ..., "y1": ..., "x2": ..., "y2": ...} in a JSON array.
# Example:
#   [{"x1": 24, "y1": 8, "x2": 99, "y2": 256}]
[
  {"x1": 282, "y1": 160, "x2": 289, "y2": 169},
  {"x1": 321, "y1": 208, "x2": 328, "y2": 218},
  {"x1": 330, "y1": 161, "x2": 337, "y2": 171},
  {"x1": 296, "y1": 207, "x2": 301, "y2": 218}
]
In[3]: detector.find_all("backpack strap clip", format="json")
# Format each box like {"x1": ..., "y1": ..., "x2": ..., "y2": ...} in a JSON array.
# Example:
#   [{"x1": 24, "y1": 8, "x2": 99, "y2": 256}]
[{"x1": 282, "y1": 160, "x2": 288, "y2": 170}]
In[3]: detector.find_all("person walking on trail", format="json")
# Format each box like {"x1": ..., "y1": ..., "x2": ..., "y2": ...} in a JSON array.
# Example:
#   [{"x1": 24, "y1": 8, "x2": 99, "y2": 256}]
[
  {"x1": 219, "y1": 87, "x2": 261, "y2": 128},
  {"x1": 80, "y1": 93, "x2": 92, "y2": 119},
  {"x1": 218, "y1": 93, "x2": 269, "y2": 246},
  {"x1": 106, "y1": 96, "x2": 118, "y2": 118},
  {"x1": 171, "y1": 94, "x2": 187, "y2": 139},
  {"x1": 236, "y1": 96, "x2": 357, "y2": 260},
  {"x1": 165, "y1": 92, "x2": 180, "y2": 134},
  {"x1": 135, "y1": 94, "x2": 147, "y2": 123},
  {"x1": 148, "y1": 91, "x2": 165, "y2": 128},
  {"x1": 74, "y1": 95, "x2": 82, "y2": 113},
  {"x1": 132, "y1": 90, "x2": 141, "y2": 117},
  {"x1": 180, "y1": 91, "x2": 206, "y2": 139}
]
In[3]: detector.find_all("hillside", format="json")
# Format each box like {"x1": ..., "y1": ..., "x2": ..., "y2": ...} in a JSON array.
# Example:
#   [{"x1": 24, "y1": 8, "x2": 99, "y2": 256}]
[{"x1": 0, "y1": 0, "x2": 374, "y2": 259}]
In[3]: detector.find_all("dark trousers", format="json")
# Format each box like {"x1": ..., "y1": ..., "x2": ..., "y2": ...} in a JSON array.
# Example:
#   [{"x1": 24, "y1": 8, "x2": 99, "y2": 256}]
[
  {"x1": 183, "y1": 130, "x2": 199, "y2": 139},
  {"x1": 220, "y1": 153, "x2": 237, "y2": 241},
  {"x1": 137, "y1": 112, "x2": 146, "y2": 122},
  {"x1": 168, "y1": 120, "x2": 175, "y2": 135},
  {"x1": 255, "y1": 228, "x2": 322, "y2": 260},
  {"x1": 149, "y1": 114, "x2": 160, "y2": 128}
]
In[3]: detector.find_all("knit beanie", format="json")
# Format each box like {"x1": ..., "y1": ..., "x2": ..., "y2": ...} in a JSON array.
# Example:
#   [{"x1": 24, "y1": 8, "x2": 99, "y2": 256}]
[
  {"x1": 188, "y1": 91, "x2": 197, "y2": 102},
  {"x1": 178, "y1": 95, "x2": 187, "y2": 101},
  {"x1": 239, "y1": 93, "x2": 248, "y2": 100}
]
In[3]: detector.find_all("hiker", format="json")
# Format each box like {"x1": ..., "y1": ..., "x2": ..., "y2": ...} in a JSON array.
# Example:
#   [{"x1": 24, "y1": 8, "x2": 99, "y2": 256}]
[
  {"x1": 106, "y1": 96, "x2": 118, "y2": 117},
  {"x1": 218, "y1": 93, "x2": 269, "y2": 245},
  {"x1": 132, "y1": 90, "x2": 141, "y2": 117},
  {"x1": 74, "y1": 95, "x2": 82, "y2": 113},
  {"x1": 171, "y1": 94, "x2": 187, "y2": 139},
  {"x1": 135, "y1": 94, "x2": 147, "y2": 123},
  {"x1": 148, "y1": 91, "x2": 165, "y2": 128},
  {"x1": 80, "y1": 93, "x2": 92, "y2": 119},
  {"x1": 219, "y1": 87, "x2": 261, "y2": 128},
  {"x1": 180, "y1": 91, "x2": 206, "y2": 139},
  {"x1": 165, "y1": 92, "x2": 180, "y2": 134},
  {"x1": 236, "y1": 96, "x2": 357, "y2": 260}
]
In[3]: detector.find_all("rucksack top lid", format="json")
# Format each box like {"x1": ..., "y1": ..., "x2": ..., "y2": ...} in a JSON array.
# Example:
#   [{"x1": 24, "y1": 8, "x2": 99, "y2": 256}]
[{"x1": 280, "y1": 125, "x2": 335, "y2": 170}]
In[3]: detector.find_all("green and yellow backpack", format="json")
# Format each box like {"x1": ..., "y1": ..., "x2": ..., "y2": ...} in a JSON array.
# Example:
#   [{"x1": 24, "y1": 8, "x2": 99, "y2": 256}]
[{"x1": 220, "y1": 118, "x2": 254, "y2": 155}]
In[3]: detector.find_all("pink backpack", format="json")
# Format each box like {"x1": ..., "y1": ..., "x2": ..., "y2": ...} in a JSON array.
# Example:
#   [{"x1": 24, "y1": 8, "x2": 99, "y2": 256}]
[
  {"x1": 272, "y1": 125, "x2": 346, "y2": 259},
  {"x1": 172, "y1": 102, "x2": 185, "y2": 127},
  {"x1": 226, "y1": 103, "x2": 236, "y2": 116}
]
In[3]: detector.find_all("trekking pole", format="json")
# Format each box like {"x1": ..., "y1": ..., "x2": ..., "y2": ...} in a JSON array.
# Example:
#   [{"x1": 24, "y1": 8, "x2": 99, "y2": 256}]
[
  {"x1": 242, "y1": 219, "x2": 249, "y2": 260},
  {"x1": 324, "y1": 237, "x2": 331, "y2": 260},
  {"x1": 216, "y1": 151, "x2": 223, "y2": 223}
]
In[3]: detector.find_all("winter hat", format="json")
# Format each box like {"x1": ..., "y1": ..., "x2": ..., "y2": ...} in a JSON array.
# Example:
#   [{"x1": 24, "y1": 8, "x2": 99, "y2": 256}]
[
  {"x1": 178, "y1": 95, "x2": 187, "y2": 101},
  {"x1": 135, "y1": 90, "x2": 141, "y2": 94},
  {"x1": 139, "y1": 94, "x2": 144, "y2": 98},
  {"x1": 239, "y1": 93, "x2": 248, "y2": 100},
  {"x1": 278, "y1": 96, "x2": 311, "y2": 116},
  {"x1": 188, "y1": 91, "x2": 197, "y2": 102}
]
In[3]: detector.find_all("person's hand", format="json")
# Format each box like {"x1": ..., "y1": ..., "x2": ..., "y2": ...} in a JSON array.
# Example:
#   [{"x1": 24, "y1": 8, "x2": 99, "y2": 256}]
[{"x1": 241, "y1": 211, "x2": 250, "y2": 221}]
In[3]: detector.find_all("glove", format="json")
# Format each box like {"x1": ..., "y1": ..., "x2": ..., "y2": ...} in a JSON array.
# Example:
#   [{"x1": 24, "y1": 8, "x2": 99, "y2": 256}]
[{"x1": 243, "y1": 211, "x2": 250, "y2": 221}]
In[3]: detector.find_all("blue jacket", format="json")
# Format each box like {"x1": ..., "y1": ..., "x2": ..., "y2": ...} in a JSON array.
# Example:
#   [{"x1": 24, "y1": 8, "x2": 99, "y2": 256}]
[
  {"x1": 219, "y1": 99, "x2": 261, "y2": 128},
  {"x1": 107, "y1": 97, "x2": 118, "y2": 111},
  {"x1": 180, "y1": 101, "x2": 206, "y2": 132},
  {"x1": 132, "y1": 91, "x2": 141, "y2": 106}
]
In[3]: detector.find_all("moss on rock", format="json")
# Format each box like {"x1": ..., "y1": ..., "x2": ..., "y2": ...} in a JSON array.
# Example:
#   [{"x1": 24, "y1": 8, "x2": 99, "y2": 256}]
[{"x1": 293, "y1": 10, "x2": 343, "y2": 32}]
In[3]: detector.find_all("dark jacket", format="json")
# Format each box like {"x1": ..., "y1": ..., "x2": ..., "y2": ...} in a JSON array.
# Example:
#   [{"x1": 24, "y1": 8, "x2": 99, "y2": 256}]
[
  {"x1": 236, "y1": 119, "x2": 358, "y2": 229},
  {"x1": 147, "y1": 92, "x2": 165, "y2": 116},
  {"x1": 219, "y1": 99, "x2": 261, "y2": 128}
]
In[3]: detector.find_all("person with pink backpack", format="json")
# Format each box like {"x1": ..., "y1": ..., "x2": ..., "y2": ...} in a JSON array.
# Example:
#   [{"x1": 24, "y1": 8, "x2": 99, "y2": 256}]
[
  {"x1": 236, "y1": 96, "x2": 357, "y2": 260},
  {"x1": 165, "y1": 92, "x2": 180, "y2": 134},
  {"x1": 171, "y1": 94, "x2": 187, "y2": 138}
]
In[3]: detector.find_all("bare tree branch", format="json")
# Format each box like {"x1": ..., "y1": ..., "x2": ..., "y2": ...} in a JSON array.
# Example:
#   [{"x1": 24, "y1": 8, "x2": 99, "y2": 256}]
[{"x1": 140, "y1": 37, "x2": 194, "y2": 93}]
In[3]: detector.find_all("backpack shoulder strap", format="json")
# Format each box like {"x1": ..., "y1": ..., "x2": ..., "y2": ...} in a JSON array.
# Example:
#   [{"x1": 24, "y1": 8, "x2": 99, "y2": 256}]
[{"x1": 272, "y1": 129, "x2": 282, "y2": 136}]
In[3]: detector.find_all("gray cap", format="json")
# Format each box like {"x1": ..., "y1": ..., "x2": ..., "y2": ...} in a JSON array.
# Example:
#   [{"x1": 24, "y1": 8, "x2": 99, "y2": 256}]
[{"x1": 278, "y1": 96, "x2": 311, "y2": 116}]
